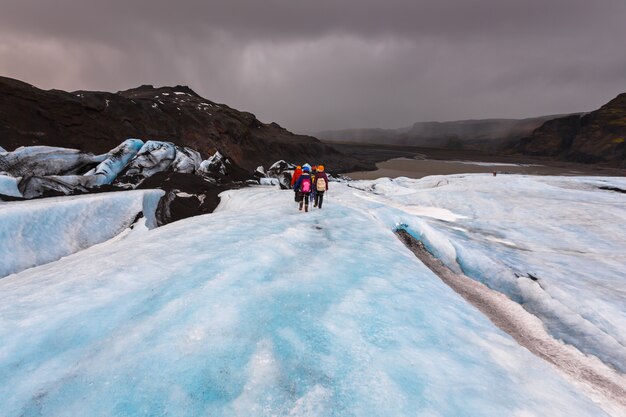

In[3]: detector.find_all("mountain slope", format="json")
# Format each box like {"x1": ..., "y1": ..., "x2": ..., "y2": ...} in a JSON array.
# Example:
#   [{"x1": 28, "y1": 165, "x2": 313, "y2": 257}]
[
  {"x1": 515, "y1": 93, "x2": 626, "y2": 165},
  {"x1": 0, "y1": 77, "x2": 363, "y2": 171}
]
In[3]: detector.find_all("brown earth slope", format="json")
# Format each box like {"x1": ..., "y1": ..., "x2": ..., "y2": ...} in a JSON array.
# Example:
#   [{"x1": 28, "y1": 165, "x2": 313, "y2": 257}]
[
  {"x1": 0, "y1": 76, "x2": 366, "y2": 172},
  {"x1": 514, "y1": 93, "x2": 626, "y2": 166}
]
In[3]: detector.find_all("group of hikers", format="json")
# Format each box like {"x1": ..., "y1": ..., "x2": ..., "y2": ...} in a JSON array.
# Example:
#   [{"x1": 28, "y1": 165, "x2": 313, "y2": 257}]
[{"x1": 290, "y1": 163, "x2": 329, "y2": 212}]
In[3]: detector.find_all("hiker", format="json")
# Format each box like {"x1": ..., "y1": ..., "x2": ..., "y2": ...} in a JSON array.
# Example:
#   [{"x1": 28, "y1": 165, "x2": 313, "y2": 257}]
[
  {"x1": 291, "y1": 165, "x2": 302, "y2": 202},
  {"x1": 313, "y1": 165, "x2": 329, "y2": 209},
  {"x1": 293, "y1": 165, "x2": 313, "y2": 212},
  {"x1": 310, "y1": 165, "x2": 318, "y2": 203},
  {"x1": 291, "y1": 165, "x2": 302, "y2": 187}
]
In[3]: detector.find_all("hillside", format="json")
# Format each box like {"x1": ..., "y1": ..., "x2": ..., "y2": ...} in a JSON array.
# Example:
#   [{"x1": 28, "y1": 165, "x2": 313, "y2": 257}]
[
  {"x1": 0, "y1": 76, "x2": 364, "y2": 172},
  {"x1": 514, "y1": 93, "x2": 626, "y2": 166}
]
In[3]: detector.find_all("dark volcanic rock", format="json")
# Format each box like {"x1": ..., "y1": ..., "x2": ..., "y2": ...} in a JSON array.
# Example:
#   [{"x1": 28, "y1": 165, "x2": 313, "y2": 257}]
[
  {"x1": 0, "y1": 76, "x2": 365, "y2": 172},
  {"x1": 136, "y1": 171, "x2": 237, "y2": 225},
  {"x1": 514, "y1": 115, "x2": 582, "y2": 157},
  {"x1": 514, "y1": 93, "x2": 626, "y2": 166}
]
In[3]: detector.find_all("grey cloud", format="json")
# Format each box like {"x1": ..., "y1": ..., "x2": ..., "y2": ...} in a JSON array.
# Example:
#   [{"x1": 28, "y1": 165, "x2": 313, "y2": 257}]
[
  {"x1": 1, "y1": 0, "x2": 625, "y2": 132},
  {"x1": 0, "y1": 0, "x2": 616, "y2": 41}
]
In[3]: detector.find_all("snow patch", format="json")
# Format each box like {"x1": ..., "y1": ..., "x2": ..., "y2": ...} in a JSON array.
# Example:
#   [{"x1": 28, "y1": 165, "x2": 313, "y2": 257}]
[{"x1": 259, "y1": 178, "x2": 279, "y2": 186}]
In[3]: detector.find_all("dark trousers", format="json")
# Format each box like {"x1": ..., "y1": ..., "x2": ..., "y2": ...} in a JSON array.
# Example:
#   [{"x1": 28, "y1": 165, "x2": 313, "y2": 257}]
[
  {"x1": 314, "y1": 191, "x2": 325, "y2": 208},
  {"x1": 297, "y1": 192, "x2": 310, "y2": 211}
]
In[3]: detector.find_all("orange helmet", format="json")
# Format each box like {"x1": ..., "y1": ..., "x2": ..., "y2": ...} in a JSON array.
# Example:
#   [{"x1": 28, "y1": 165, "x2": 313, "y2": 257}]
[
  {"x1": 296, "y1": 165, "x2": 301, "y2": 169},
  {"x1": 317, "y1": 165, "x2": 324, "y2": 171}
]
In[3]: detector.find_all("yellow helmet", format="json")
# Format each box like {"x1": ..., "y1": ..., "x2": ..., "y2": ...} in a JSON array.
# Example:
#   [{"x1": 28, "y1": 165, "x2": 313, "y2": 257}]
[{"x1": 296, "y1": 165, "x2": 302, "y2": 169}]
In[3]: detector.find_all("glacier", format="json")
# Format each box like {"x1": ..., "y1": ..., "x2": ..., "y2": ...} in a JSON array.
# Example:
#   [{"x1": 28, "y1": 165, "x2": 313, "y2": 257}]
[
  {"x1": 16, "y1": 139, "x2": 145, "y2": 198},
  {"x1": 0, "y1": 189, "x2": 164, "y2": 278},
  {"x1": 0, "y1": 174, "x2": 22, "y2": 197},
  {"x1": 337, "y1": 174, "x2": 626, "y2": 375},
  {"x1": 1, "y1": 140, "x2": 245, "y2": 200},
  {"x1": 0, "y1": 146, "x2": 107, "y2": 177},
  {"x1": 92, "y1": 139, "x2": 145, "y2": 183},
  {"x1": 1, "y1": 177, "x2": 623, "y2": 416}
]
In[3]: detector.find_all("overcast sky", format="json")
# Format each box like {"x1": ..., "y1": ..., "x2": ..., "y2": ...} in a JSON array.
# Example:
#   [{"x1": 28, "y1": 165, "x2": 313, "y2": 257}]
[{"x1": 1, "y1": 0, "x2": 625, "y2": 132}]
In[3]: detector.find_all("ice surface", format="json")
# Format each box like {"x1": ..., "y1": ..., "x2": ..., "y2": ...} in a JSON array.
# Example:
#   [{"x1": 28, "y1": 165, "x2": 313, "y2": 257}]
[
  {"x1": 0, "y1": 146, "x2": 107, "y2": 177},
  {"x1": 0, "y1": 186, "x2": 611, "y2": 416},
  {"x1": 199, "y1": 151, "x2": 227, "y2": 176},
  {"x1": 126, "y1": 141, "x2": 177, "y2": 177},
  {"x1": 92, "y1": 138, "x2": 144, "y2": 184},
  {"x1": 268, "y1": 159, "x2": 295, "y2": 172},
  {"x1": 124, "y1": 141, "x2": 201, "y2": 178},
  {"x1": 0, "y1": 174, "x2": 22, "y2": 197},
  {"x1": 337, "y1": 174, "x2": 626, "y2": 374},
  {"x1": 259, "y1": 178, "x2": 280, "y2": 186},
  {"x1": 171, "y1": 146, "x2": 202, "y2": 174},
  {"x1": 0, "y1": 189, "x2": 163, "y2": 278},
  {"x1": 3, "y1": 140, "x2": 144, "y2": 199}
]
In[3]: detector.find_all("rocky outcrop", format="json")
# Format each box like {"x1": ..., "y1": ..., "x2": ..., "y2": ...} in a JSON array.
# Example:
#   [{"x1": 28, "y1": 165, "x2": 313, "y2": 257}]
[
  {"x1": 514, "y1": 93, "x2": 626, "y2": 166},
  {"x1": 0, "y1": 76, "x2": 366, "y2": 172},
  {"x1": 0, "y1": 139, "x2": 255, "y2": 199},
  {"x1": 136, "y1": 172, "x2": 228, "y2": 226},
  {"x1": 0, "y1": 138, "x2": 318, "y2": 225}
]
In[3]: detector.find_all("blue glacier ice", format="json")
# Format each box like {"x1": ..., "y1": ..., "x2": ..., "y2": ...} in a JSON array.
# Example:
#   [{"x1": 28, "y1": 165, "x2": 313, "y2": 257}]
[
  {"x1": 338, "y1": 175, "x2": 626, "y2": 374},
  {"x1": 0, "y1": 185, "x2": 613, "y2": 416},
  {"x1": 0, "y1": 146, "x2": 107, "y2": 177},
  {"x1": 92, "y1": 138, "x2": 145, "y2": 184},
  {"x1": 0, "y1": 174, "x2": 22, "y2": 197},
  {"x1": 0, "y1": 189, "x2": 163, "y2": 278}
]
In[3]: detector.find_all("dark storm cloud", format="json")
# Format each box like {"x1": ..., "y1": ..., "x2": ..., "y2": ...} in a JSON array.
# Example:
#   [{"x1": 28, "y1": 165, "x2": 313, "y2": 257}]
[{"x1": 1, "y1": 0, "x2": 626, "y2": 132}]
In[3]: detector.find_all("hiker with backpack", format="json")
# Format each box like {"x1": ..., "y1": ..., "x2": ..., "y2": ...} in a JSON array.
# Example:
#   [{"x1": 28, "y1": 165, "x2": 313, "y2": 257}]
[
  {"x1": 309, "y1": 165, "x2": 318, "y2": 204},
  {"x1": 291, "y1": 165, "x2": 302, "y2": 202},
  {"x1": 293, "y1": 165, "x2": 313, "y2": 212},
  {"x1": 290, "y1": 165, "x2": 302, "y2": 187},
  {"x1": 313, "y1": 165, "x2": 329, "y2": 209}
]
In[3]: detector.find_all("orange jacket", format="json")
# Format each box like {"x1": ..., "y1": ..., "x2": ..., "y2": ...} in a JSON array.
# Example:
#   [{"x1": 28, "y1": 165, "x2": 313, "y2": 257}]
[{"x1": 290, "y1": 168, "x2": 303, "y2": 186}]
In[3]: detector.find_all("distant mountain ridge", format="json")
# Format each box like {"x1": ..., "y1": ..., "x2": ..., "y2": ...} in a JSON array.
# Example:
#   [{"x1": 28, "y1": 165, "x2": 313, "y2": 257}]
[
  {"x1": 317, "y1": 115, "x2": 570, "y2": 151},
  {"x1": 514, "y1": 93, "x2": 626, "y2": 166},
  {"x1": 0, "y1": 76, "x2": 364, "y2": 172}
]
